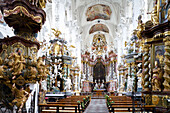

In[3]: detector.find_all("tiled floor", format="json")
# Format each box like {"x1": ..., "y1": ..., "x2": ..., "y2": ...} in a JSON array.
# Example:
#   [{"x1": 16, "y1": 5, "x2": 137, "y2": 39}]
[{"x1": 84, "y1": 99, "x2": 109, "y2": 113}]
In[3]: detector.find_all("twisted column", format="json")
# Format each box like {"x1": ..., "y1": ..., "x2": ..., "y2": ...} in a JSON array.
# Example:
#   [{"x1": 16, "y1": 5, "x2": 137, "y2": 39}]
[
  {"x1": 143, "y1": 44, "x2": 151, "y2": 91},
  {"x1": 163, "y1": 36, "x2": 170, "y2": 91}
]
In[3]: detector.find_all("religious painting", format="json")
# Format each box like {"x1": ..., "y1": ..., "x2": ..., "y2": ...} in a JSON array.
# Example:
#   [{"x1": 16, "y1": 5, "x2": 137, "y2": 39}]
[
  {"x1": 82, "y1": 81, "x2": 91, "y2": 92},
  {"x1": 89, "y1": 24, "x2": 109, "y2": 34},
  {"x1": 153, "y1": 44, "x2": 165, "y2": 67},
  {"x1": 86, "y1": 4, "x2": 112, "y2": 21},
  {"x1": 93, "y1": 62, "x2": 105, "y2": 83}
]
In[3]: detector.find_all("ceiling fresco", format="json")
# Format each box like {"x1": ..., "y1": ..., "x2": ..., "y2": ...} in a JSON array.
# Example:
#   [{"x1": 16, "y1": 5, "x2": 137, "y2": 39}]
[
  {"x1": 86, "y1": 4, "x2": 112, "y2": 21},
  {"x1": 89, "y1": 24, "x2": 109, "y2": 34}
]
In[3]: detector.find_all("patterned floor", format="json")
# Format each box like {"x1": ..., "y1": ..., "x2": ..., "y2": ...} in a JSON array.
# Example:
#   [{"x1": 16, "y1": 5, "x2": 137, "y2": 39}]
[{"x1": 84, "y1": 99, "x2": 109, "y2": 113}]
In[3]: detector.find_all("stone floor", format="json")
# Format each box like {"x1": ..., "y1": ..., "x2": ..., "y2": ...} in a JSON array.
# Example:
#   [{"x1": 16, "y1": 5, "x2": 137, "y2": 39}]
[
  {"x1": 84, "y1": 99, "x2": 146, "y2": 113},
  {"x1": 84, "y1": 99, "x2": 109, "y2": 113}
]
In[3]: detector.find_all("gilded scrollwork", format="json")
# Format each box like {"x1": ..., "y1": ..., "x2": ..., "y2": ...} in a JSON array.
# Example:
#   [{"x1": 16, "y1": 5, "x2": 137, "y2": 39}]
[
  {"x1": 36, "y1": 57, "x2": 49, "y2": 80},
  {"x1": 152, "y1": 95, "x2": 159, "y2": 105}
]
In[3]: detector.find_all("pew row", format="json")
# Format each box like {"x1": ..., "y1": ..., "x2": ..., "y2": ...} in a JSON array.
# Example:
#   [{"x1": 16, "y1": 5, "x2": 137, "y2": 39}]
[{"x1": 39, "y1": 95, "x2": 91, "y2": 113}]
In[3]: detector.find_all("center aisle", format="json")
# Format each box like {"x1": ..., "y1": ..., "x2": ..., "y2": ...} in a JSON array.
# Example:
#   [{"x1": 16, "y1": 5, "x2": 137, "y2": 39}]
[{"x1": 84, "y1": 99, "x2": 109, "y2": 113}]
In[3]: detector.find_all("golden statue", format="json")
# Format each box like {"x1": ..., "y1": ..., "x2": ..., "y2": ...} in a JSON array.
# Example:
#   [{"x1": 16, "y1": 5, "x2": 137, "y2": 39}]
[
  {"x1": 29, "y1": 0, "x2": 46, "y2": 8},
  {"x1": 151, "y1": 1, "x2": 159, "y2": 25},
  {"x1": 29, "y1": 66, "x2": 38, "y2": 79},
  {"x1": 0, "y1": 66, "x2": 7, "y2": 78},
  {"x1": 39, "y1": 0, "x2": 47, "y2": 8},
  {"x1": 37, "y1": 57, "x2": 45, "y2": 79},
  {"x1": 8, "y1": 49, "x2": 26, "y2": 77},
  {"x1": 11, "y1": 84, "x2": 29, "y2": 112},
  {"x1": 156, "y1": 54, "x2": 164, "y2": 65},
  {"x1": 37, "y1": 57, "x2": 44, "y2": 69},
  {"x1": 137, "y1": 15, "x2": 144, "y2": 39},
  {"x1": 152, "y1": 70, "x2": 161, "y2": 91},
  {"x1": 52, "y1": 28, "x2": 61, "y2": 38}
]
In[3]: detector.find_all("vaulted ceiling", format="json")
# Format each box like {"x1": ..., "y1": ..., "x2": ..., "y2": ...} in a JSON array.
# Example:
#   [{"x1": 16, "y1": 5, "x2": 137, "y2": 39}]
[{"x1": 73, "y1": 0, "x2": 126, "y2": 55}]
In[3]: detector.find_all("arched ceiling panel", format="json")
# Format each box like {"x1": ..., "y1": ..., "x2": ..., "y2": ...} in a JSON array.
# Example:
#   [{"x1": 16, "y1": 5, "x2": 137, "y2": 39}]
[
  {"x1": 89, "y1": 24, "x2": 109, "y2": 34},
  {"x1": 86, "y1": 4, "x2": 112, "y2": 21}
]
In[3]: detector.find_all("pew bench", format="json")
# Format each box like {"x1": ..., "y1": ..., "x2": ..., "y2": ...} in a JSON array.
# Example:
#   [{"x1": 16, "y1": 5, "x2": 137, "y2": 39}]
[
  {"x1": 109, "y1": 104, "x2": 156, "y2": 113},
  {"x1": 39, "y1": 103, "x2": 81, "y2": 113}
]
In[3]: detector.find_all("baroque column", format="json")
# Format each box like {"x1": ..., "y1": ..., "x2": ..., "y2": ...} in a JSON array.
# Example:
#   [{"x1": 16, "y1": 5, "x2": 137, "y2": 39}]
[
  {"x1": 163, "y1": 33, "x2": 170, "y2": 91},
  {"x1": 143, "y1": 44, "x2": 151, "y2": 91}
]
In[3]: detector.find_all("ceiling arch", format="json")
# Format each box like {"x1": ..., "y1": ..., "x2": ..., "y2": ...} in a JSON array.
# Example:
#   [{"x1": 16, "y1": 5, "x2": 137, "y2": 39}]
[
  {"x1": 86, "y1": 4, "x2": 112, "y2": 21},
  {"x1": 76, "y1": 0, "x2": 122, "y2": 52},
  {"x1": 89, "y1": 24, "x2": 109, "y2": 34}
]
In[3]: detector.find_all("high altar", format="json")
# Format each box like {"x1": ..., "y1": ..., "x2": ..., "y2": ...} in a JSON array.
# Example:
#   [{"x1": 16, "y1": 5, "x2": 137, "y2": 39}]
[{"x1": 81, "y1": 50, "x2": 117, "y2": 92}]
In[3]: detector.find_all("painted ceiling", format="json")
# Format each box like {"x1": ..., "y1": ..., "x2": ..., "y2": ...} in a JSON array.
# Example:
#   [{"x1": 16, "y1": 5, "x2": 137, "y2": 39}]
[
  {"x1": 86, "y1": 4, "x2": 112, "y2": 21},
  {"x1": 89, "y1": 24, "x2": 109, "y2": 34}
]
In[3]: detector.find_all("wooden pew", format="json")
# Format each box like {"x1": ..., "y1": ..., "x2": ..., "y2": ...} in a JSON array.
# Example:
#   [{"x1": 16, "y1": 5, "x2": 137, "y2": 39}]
[
  {"x1": 105, "y1": 95, "x2": 156, "y2": 113},
  {"x1": 39, "y1": 95, "x2": 91, "y2": 113},
  {"x1": 110, "y1": 104, "x2": 156, "y2": 113},
  {"x1": 39, "y1": 103, "x2": 80, "y2": 113}
]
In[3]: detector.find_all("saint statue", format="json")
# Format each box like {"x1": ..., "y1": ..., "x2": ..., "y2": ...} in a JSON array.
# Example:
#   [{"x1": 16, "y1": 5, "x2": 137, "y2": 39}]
[
  {"x1": 11, "y1": 84, "x2": 29, "y2": 112},
  {"x1": 8, "y1": 48, "x2": 26, "y2": 78}
]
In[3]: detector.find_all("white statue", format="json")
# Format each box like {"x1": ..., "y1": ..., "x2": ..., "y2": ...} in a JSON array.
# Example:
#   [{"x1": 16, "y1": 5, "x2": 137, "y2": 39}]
[
  {"x1": 94, "y1": 83, "x2": 99, "y2": 89},
  {"x1": 65, "y1": 78, "x2": 72, "y2": 91},
  {"x1": 100, "y1": 82, "x2": 105, "y2": 89}
]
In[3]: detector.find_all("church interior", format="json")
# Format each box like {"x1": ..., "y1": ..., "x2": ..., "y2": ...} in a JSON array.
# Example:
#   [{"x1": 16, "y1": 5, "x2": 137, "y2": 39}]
[{"x1": 0, "y1": 0, "x2": 169, "y2": 113}]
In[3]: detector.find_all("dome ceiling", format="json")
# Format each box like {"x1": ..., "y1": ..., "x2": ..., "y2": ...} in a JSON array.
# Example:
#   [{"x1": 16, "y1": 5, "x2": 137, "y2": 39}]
[
  {"x1": 86, "y1": 4, "x2": 112, "y2": 21},
  {"x1": 89, "y1": 24, "x2": 109, "y2": 34}
]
